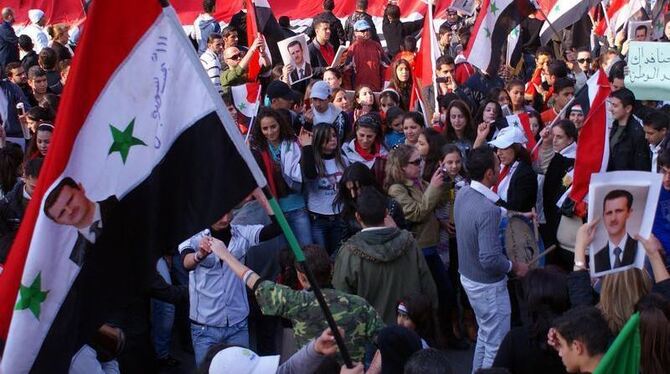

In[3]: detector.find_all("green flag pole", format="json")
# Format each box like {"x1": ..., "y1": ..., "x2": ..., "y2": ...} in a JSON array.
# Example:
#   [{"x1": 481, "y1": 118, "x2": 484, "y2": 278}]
[{"x1": 263, "y1": 187, "x2": 354, "y2": 368}]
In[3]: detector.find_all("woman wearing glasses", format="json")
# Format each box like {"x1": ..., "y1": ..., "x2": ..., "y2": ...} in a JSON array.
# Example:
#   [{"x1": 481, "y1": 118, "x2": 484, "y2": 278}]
[{"x1": 341, "y1": 113, "x2": 388, "y2": 187}]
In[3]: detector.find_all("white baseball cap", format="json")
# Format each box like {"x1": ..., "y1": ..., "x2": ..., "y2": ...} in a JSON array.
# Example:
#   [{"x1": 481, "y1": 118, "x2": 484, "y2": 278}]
[
  {"x1": 28, "y1": 9, "x2": 45, "y2": 24},
  {"x1": 208, "y1": 347, "x2": 279, "y2": 374},
  {"x1": 488, "y1": 126, "x2": 527, "y2": 149}
]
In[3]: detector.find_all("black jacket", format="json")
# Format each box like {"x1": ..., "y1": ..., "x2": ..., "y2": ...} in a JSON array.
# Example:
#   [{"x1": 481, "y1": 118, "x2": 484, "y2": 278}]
[
  {"x1": 20, "y1": 50, "x2": 38, "y2": 72},
  {"x1": 500, "y1": 161, "x2": 537, "y2": 213},
  {"x1": 308, "y1": 39, "x2": 330, "y2": 79},
  {"x1": 230, "y1": 10, "x2": 248, "y2": 47},
  {"x1": 543, "y1": 153, "x2": 575, "y2": 245},
  {"x1": 607, "y1": 116, "x2": 651, "y2": 172},
  {"x1": 0, "y1": 21, "x2": 19, "y2": 68},
  {"x1": 313, "y1": 11, "x2": 346, "y2": 50},
  {"x1": 0, "y1": 181, "x2": 28, "y2": 264},
  {"x1": 382, "y1": 18, "x2": 422, "y2": 58},
  {"x1": 51, "y1": 41, "x2": 73, "y2": 61}
]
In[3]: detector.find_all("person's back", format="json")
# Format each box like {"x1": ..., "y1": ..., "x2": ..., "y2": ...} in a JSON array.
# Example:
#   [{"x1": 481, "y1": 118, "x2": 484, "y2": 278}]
[
  {"x1": 192, "y1": 0, "x2": 220, "y2": 55},
  {"x1": 344, "y1": 0, "x2": 380, "y2": 43},
  {"x1": 349, "y1": 36, "x2": 385, "y2": 91},
  {"x1": 332, "y1": 187, "x2": 437, "y2": 323}
]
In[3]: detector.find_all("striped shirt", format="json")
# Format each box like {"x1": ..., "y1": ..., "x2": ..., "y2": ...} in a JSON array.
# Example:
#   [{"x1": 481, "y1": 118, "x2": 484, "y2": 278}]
[{"x1": 200, "y1": 49, "x2": 222, "y2": 94}]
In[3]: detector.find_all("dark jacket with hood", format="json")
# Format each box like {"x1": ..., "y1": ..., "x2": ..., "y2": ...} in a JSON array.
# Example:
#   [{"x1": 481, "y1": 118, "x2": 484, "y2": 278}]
[{"x1": 332, "y1": 227, "x2": 437, "y2": 324}]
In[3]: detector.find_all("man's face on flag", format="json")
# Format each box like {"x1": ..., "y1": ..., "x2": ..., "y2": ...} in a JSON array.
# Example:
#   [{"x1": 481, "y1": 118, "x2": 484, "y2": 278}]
[{"x1": 47, "y1": 184, "x2": 93, "y2": 227}]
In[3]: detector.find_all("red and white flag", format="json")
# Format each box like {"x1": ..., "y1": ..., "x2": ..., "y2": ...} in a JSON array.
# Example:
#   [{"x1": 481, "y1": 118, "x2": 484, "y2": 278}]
[
  {"x1": 231, "y1": 83, "x2": 261, "y2": 119},
  {"x1": 246, "y1": 0, "x2": 279, "y2": 81},
  {"x1": 0, "y1": 0, "x2": 265, "y2": 371},
  {"x1": 413, "y1": 4, "x2": 440, "y2": 117},
  {"x1": 594, "y1": 0, "x2": 644, "y2": 36},
  {"x1": 505, "y1": 112, "x2": 538, "y2": 158},
  {"x1": 538, "y1": 0, "x2": 598, "y2": 45}
]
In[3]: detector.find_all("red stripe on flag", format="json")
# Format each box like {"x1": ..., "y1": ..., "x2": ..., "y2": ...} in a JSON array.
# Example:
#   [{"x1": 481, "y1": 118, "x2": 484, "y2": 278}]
[
  {"x1": 246, "y1": 83, "x2": 260, "y2": 104},
  {"x1": 464, "y1": 0, "x2": 491, "y2": 59},
  {"x1": 517, "y1": 113, "x2": 538, "y2": 160},
  {"x1": 0, "y1": 0, "x2": 162, "y2": 339},
  {"x1": 246, "y1": 1, "x2": 261, "y2": 81}
]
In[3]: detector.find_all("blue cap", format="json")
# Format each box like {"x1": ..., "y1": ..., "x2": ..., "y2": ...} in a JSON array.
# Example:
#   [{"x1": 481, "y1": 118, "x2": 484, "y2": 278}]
[{"x1": 354, "y1": 19, "x2": 371, "y2": 31}]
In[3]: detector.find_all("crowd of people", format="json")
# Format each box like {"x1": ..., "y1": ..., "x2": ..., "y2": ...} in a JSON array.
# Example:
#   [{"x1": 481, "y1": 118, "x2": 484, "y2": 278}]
[{"x1": 0, "y1": 0, "x2": 670, "y2": 373}]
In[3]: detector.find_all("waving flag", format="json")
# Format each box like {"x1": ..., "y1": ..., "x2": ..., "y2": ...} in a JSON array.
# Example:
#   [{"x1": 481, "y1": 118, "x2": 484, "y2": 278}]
[
  {"x1": 594, "y1": 0, "x2": 644, "y2": 36},
  {"x1": 506, "y1": 112, "x2": 537, "y2": 157},
  {"x1": 246, "y1": 0, "x2": 281, "y2": 81},
  {"x1": 413, "y1": 4, "x2": 440, "y2": 117},
  {"x1": 465, "y1": 0, "x2": 536, "y2": 75},
  {"x1": 0, "y1": 0, "x2": 265, "y2": 371},
  {"x1": 538, "y1": 0, "x2": 598, "y2": 45},
  {"x1": 593, "y1": 313, "x2": 640, "y2": 374}
]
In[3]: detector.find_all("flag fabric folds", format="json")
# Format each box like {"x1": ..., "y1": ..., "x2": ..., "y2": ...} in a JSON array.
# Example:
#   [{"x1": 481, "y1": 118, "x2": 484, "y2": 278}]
[
  {"x1": 0, "y1": 0, "x2": 265, "y2": 372},
  {"x1": 413, "y1": 4, "x2": 440, "y2": 118},
  {"x1": 594, "y1": 0, "x2": 644, "y2": 36},
  {"x1": 505, "y1": 112, "x2": 537, "y2": 157},
  {"x1": 231, "y1": 83, "x2": 261, "y2": 119},
  {"x1": 465, "y1": 0, "x2": 536, "y2": 75},
  {"x1": 246, "y1": 0, "x2": 281, "y2": 81},
  {"x1": 593, "y1": 312, "x2": 641, "y2": 374},
  {"x1": 538, "y1": 0, "x2": 598, "y2": 45}
]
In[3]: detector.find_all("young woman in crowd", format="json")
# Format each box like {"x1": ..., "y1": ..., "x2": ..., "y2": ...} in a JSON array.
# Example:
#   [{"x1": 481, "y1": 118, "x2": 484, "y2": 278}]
[
  {"x1": 396, "y1": 293, "x2": 443, "y2": 349},
  {"x1": 403, "y1": 111, "x2": 424, "y2": 147},
  {"x1": 474, "y1": 98, "x2": 503, "y2": 141},
  {"x1": 528, "y1": 111, "x2": 543, "y2": 141},
  {"x1": 26, "y1": 123, "x2": 54, "y2": 160},
  {"x1": 493, "y1": 267, "x2": 569, "y2": 374},
  {"x1": 489, "y1": 87, "x2": 511, "y2": 111},
  {"x1": 384, "y1": 106, "x2": 406, "y2": 148},
  {"x1": 387, "y1": 59, "x2": 412, "y2": 110},
  {"x1": 379, "y1": 89, "x2": 400, "y2": 114},
  {"x1": 300, "y1": 123, "x2": 348, "y2": 255},
  {"x1": 341, "y1": 114, "x2": 388, "y2": 186},
  {"x1": 507, "y1": 79, "x2": 533, "y2": 114},
  {"x1": 334, "y1": 162, "x2": 407, "y2": 242},
  {"x1": 330, "y1": 88, "x2": 353, "y2": 122},
  {"x1": 442, "y1": 100, "x2": 476, "y2": 164},
  {"x1": 322, "y1": 67, "x2": 342, "y2": 90},
  {"x1": 636, "y1": 293, "x2": 670, "y2": 374},
  {"x1": 352, "y1": 85, "x2": 379, "y2": 123},
  {"x1": 488, "y1": 126, "x2": 537, "y2": 212},
  {"x1": 250, "y1": 108, "x2": 312, "y2": 246},
  {"x1": 416, "y1": 128, "x2": 446, "y2": 183},
  {"x1": 24, "y1": 106, "x2": 55, "y2": 135}
]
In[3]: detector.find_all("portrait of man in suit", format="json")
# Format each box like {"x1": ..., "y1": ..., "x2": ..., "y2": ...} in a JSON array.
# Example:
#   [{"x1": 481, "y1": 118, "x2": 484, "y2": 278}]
[
  {"x1": 594, "y1": 189, "x2": 639, "y2": 273},
  {"x1": 287, "y1": 39, "x2": 312, "y2": 84}
]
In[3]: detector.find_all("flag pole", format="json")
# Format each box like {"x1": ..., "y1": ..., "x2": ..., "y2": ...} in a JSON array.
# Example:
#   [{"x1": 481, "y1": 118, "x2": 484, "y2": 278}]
[
  {"x1": 262, "y1": 187, "x2": 354, "y2": 368},
  {"x1": 245, "y1": 88, "x2": 263, "y2": 143},
  {"x1": 529, "y1": 94, "x2": 577, "y2": 154},
  {"x1": 534, "y1": 2, "x2": 563, "y2": 44}
]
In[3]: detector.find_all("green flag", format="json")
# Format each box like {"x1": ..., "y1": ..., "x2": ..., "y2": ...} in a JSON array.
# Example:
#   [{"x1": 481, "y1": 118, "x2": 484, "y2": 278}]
[{"x1": 593, "y1": 312, "x2": 640, "y2": 374}]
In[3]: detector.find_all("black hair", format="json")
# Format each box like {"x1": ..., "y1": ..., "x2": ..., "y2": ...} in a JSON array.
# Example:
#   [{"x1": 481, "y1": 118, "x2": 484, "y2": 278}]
[
  {"x1": 643, "y1": 110, "x2": 670, "y2": 132},
  {"x1": 312, "y1": 15, "x2": 329, "y2": 30},
  {"x1": 524, "y1": 268, "x2": 570, "y2": 352},
  {"x1": 609, "y1": 87, "x2": 636, "y2": 109},
  {"x1": 437, "y1": 93, "x2": 459, "y2": 112},
  {"x1": 436, "y1": 55, "x2": 455, "y2": 68},
  {"x1": 535, "y1": 46, "x2": 552, "y2": 58},
  {"x1": 548, "y1": 60, "x2": 568, "y2": 78},
  {"x1": 658, "y1": 150, "x2": 670, "y2": 169},
  {"x1": 23, "y1": 157, "x2": 43, "y2": 179},
  {"x1": 18, "y1": 35, "x2": 33, "y2": 51},
  {"x1": 401, "y1": 36, "x2": 417, "y2": 53},
  {"x1": 356, "y1": 0, "x2": 368, "y2": 11},
  {"x1": 0, "y1": 145, "x2": 24, "y2": 193},
  {"x1": 355, "y1": 186, "x2": 387, "y2": 226},
  {"x1": 323, "y1": 0, "x2": 335, "y2": 11},
  {"x1": 249, "y1": 107, "x2": 296, "y2": 150},
  {"x1": 39, "y1": 93, "x2": 60, "y2": 113},
  {"x1": 403, "y1": 111, "x2": 425, "y2": 128},
  {"x1": 203, "y1": 0, "x2": 216, "y2": 13},
  {"x1": 26, "y1": 106, "x2": 55, "y2": 123},
  {"x1": 552, "y1": 306, "x2": 612, "y2": 357},
  {"x1": 635, "y1": 25, "x2": 648, "y2": 35},
  {"x1": 385, "y1": 106, "x2": 406, "y2": 132},
  {"x1": 420, "y1": 128, "x2": 446, "y2": 182},
  {"x1": 287, "y1": 40, "x2": 303, "y2": 52},
  {"x1": 608, "y1": 61, "x2": 626, "y2": 82},
  {"x1": 334, "y1": 162, "x2": 384, "y2": 219},
  {"x1": 404, "y1": 348, "x2": 453, "y2": 374},
  {"x1": 4, "y1": 62, "x2": 22, "y2": 77},
  {"x1": 221, "y1": 26, "x2": 237, "y2": 39},
  {"x1": 467, "y1": 147, "x2": 496, "y2": 182},
  {"x1": 397, "y1": 294, "x2": 442, "y2": 348},
  {"x1": 553, "y1": 77, "x2": 575, "y2": 94},
  {"x1": 38, "y1": 47, "x2": 58, "y2": 70},
  {"x1": 576, "y1": 46, "x2": 591, "y2": 54},
  {"x1": 43, "y1": 177, "x2": 80, "y2": 220},
  {"x1": 27, "y1": 65, "x2": 46, "y2": 80},
  {"x1": 385, "y1": 4, "x2": 401, "y2": 20},
  {"x1": 207, "y1": 32, "x2": 222, "y2": 43},
  {"x1": 554, "y1": 119, "x2": 578, "y2": 143},
  {"x1": 278, "y1": 16, "x2": 291, "y2": 28},
  {"x1": 323, "y1": 67, "x2": 342, "y2": 79},
  {"x1": 603, "y1": 189, "x2": 633, "y2": 210},
  {"x1": 294, "y1": 245, "x2": 333, "y2": 287}
]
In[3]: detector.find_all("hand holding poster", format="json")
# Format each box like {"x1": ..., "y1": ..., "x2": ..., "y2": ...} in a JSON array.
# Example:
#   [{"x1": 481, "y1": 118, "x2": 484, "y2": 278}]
[
  {"x1": 278, "y1": 34, "x2": 312, "y2": 85},
  {"x1": 625, "y1": 41, "x2": 670, "y2": 100},
  {"x1": 587, "y1": 171, "x2": 662, "y2": 277}
]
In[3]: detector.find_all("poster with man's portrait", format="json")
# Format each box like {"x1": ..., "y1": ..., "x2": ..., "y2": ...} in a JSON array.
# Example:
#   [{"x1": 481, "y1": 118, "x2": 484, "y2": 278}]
[
  {"x1": 587, "y1": 171, "x2": 662, "y2": 277},
  {"x1": 628, "y1": 20, "x2": 652, "y2": 42},
  {"x1": 278, "y1": 34, "x2": 312, "y2": 85}
]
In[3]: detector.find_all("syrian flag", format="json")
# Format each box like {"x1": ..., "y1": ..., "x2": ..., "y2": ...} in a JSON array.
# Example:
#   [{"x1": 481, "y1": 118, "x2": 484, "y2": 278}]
[
  {"x1": 594, "y1": 0, "x2": 644, "y2": 36},
  {"x1": 0, "y1": 0, "x2": 265, "y2": 372},
  {"x1": 650, "y1": 0, "x2": 670, "y2": 40},
  {"x1": 506, "y1": 24, "x2": 522, "y2": 69},
  {"x1": 505, "y1": 112, "x2": 537, "y2": 156},
  {"x1": 568, "y1": 69, "x2": 611, "y2": 216},
  {"x1": 465, "y1": 0, "x2": 536, "y2": 75},
  {"x1": 246, "y1": 0, "x2": 281, "y2": 81},
  {"x1": 538, "y1": 0, "x2": 598, "y2": 45},
  {"x1": 231, "y1": 83, "x2": 261, "y2": 119},
  {"x1": 413, "y1": 5, "x2": 440, "y2": 120},
  {"x1": 593, "y1": 312, "x2": 640, "y2": 374}
]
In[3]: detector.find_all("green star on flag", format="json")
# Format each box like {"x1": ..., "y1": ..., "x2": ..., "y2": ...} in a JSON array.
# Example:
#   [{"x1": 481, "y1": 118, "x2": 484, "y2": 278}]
[
  {"x1": 552, "y1": 4, "x2": 560, "y2": 14},
  {"x1": 490, "y1": 1, "x2": 499, "y2": 15},
  {"x1": 108, "y1": 118, "x2": 147, "y2": 164},
  {"x1": 15, "y1": 272, "x2": 49, "y2": 319},
  {"x1": 238, "y1": 102, "x2": 247, "y2": 110},
  {"x1": 485, "y1": 27, "x2": 492, "y2": 38}
]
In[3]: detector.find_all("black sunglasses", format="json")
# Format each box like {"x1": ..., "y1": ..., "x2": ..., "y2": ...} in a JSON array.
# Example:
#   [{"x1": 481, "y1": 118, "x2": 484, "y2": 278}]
[
  {"x1": 227, "y1": 53, "x2": 242, "y2": 61},
  {"x1": 577, "y1": 58, "x2": 592, "y2": 63}
]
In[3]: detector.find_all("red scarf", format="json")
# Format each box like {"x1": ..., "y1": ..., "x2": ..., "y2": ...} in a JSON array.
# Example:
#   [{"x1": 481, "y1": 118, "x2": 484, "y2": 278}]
[
  {"x1": 492, "y1": 165, "x2": 510, "y2": 193},
  {"x1": 355, "y1": 141, "x2": 378, "y2": 161},
  {"x1": 260, "y1": 150, "x2": 278, "y2": 198}
]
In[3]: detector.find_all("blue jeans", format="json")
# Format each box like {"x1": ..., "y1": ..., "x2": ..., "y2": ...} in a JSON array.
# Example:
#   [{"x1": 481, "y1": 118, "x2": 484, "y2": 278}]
[
  {"x1": 151, "y1": 258, "x2": 175, "y2": 359},
  {"x1": 310, "y1": 213, "x2": 343, "y2": 255},
  {"x1": 284, "y1": 208, "x2": 312, "y2": 247},
  {"x1": 191, "y1": 319, "x2": 249, "y2": 367},
  {"x1": 460, "y1": 275, "x2": 511, "y2": 373}
]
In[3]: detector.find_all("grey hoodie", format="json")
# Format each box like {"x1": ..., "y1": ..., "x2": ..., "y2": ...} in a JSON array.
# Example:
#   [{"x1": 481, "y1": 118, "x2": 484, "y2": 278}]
[{"x1": 192, "y1": 13, "x2": 221, "y2": 55}]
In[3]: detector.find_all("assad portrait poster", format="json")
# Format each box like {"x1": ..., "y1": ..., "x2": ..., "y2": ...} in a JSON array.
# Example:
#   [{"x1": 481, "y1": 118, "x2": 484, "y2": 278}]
[{"x1": 587, "y1": 171, "x2": 662, "y2": 277}]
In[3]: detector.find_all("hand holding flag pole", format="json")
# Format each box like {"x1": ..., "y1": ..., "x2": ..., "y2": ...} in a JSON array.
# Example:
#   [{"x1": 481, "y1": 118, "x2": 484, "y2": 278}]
[{"x1": 529, "y1": 94, "x2": 577, "y2": 155}]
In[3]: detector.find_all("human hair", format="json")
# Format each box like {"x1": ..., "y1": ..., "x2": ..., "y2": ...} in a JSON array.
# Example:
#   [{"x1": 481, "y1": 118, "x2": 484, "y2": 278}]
[
  {"x1": 384, "y1": 144, "x2": 416, "y2": 189},
  {"x1": 330, "y1": 87, "x2": 345, "y2": 103},
  {"x1": 602, "y1": 189, "x2": 633, "y2": 211},
  {"x1": 643, "y1": 110, "x2": 670, "y2": 131},
  {"x1": 420, "y1": 128, "x2": 446, "y2": 181},
  {"x1": 38, "y1": 47, "x2": 58, "y2": 70},
  {"x1": 404, "y1": 349, "x2": 453, "y2": 374},
  {"x1": 353, "y1": 84, "x2": 379, "y2": 112},
  {"x1": 548, "y1": 60, "x2": 568, "y2": 78},
  {"x1": 437, "y1": 93, "x2": 459, "y2": 113},
  {"x1": 334, "y1": 162, "x2": 384, "y2": 219},
  {"x1": 397, "y1": 294, "x2": 442, "y2": 348},
  {"x1": 221, "y1": 26, "x2": 237, "y2": 39},
  {"x1": 608, "y1": 63, "x2": 626, "y2": 82},
  {"x1": 50, "y1": 24, "x2": 69, "y2": 41},
  {"x1": 26, "y1": 106, "x2": 55, "y2": 123},
  {"x1": 380, "y1": 90, "x2": 399, "y2": 106},
  {"x1": 294, "y1": 245, "x2": 333, "y2": 287},
  {"x1": 249, "y1": 107, "x2": 295, "y2": 150},
  {"x1": 0, "y1": 145, "x2": 24, "y2": 193},
  {"x1": 658, "y1": 150, "x2": 670, "y2": 169},
  {"x1": 26, "y1": 123, "x2": 54, "y2": 159},
  {"x1": 576, "y1": 46, "x2": 591, "y2": 54},
  {"x1": 535, "y1": 46, "x2": 552, "y2": 59},
  {"x1": 324, "y1": 67, "x2": 342, "y2": 80},
  {"x1": 527, "y1": 111, "x2": 543, "y2": 137},
  {"x1": 598, "y1": 268, "x2": 651, "y2": 334},
  {"x1": 203, "y1": 0, "x2": 216, "y2": 13},
  {"x1": 355, "y1": 186, "x2": 387, "y2": 226},
  {"x1": 440, "y1": 144, "x2": 468, "y2": 180},
  {"x1": 509, "y1": 143, "x2": 532, "y2": 165},
  {"x1": 312, "y1": 15, "x2": 330, "y2": 30},
  {"x1": 23, "y1": 157, "x2": 43, "y2": 179},
  {"x1": 505, "y1": 79, "x2": 524, "y2": 93},
  {"x1": 436, "y1": 55, "x2": 454, "y2": 69},
  {"x1": 635, "y1": 24, "x2": 648, "y2": 35},
  {"x1": 311, "y1": 123, "x2": 346, "y2": 177},
  {"x1": 403, "y1": 111, "x2": 425, "y2": 128},
  {"x1": 636, "y1": 293, "x2": 670, "y2": 374},
  {"x1": 401, "y1": 36, "x2": 417, "y2": 53},
  {"x1": 43, "y1": 177, "x2": 80, "y2": 220},
  {"x1": 524, "y1": 268, "x2": 570, "y2": 351},
  {"x1": 385, "y1": 4, "x2": 401, "y2": 21},
  {"x1": 553, "y1": 77, "x2": 575, "y2": 94},
  {"x1": 552, "y1": 306, "x2": 612, "y2": 357},
  {"x1": 353, "y1": 113, "x2": 383, "y2": 143},
  {"x1": 391, "y1": 59, "x2": 412, "y2": 92},
  {"x1": 58, "y1": 59, "x2": 71, "y2": 73},
  {"x1": 323, "y1": 0, "x2": 335, "y2": 11},
  {"x1": 27, "y1": 65, "x2": 46, "y2": 80},
  {"x1": 467, "y1": 147, "x2": 496, "y2": 182},
  {"x1": 554, "y1": 119, "x2": 578, "y2": 143},
  {"x1": 443, "y1": 100, "x2": 474, "y2": 142},
  {"x1": 438, "y1": 23, "x2": 451, "y2": 36},
  {"x1": 207, "y1": 32, "x2": 222, "y2": 44},
  {"x1": 18, "y1": 34, "x2": 33, "y2": 51},
  {"x1": 474, "y1": 98, "x2": 502, "y2": 125},
  {"x1": 287, "y1": 40, "x2": 303, "y2": 52},
  {"x1": 356, "y1": 0, "x2": 368, "y2": 11},
  {"x1": 385, "y1": 107, "x2": 405, "y2": 131},
  {"x1": 4, "y1": 62, "x2": 22, "y2": 77},
  {"x1": 40, "y1": 93, "x2": 61, "y2": 113}
]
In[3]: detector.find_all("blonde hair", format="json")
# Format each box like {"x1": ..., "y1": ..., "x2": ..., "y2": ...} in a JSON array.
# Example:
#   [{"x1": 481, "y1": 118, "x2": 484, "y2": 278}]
[
  {"x1": 384, "y1": 144, "x2": 415, "y2": 190},
  {"x1": 50, "y1": 24, "x2": 69, "y2": 41},
  {"x1": 598, "y1": 268, "x2": 651, "y2": 334}
]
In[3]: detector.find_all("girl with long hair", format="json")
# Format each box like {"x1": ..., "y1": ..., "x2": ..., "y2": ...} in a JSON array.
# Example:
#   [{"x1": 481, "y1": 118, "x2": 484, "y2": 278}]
[
  {"x1": 301, "y1": 123, "x2": 348, "y2": 254},
  {"x1": 416, "y1": 128, "x2": 446, "y2": 183},
  {"x1": 387, "y1": 59, "x2": 412, "y2": 110},
  {"x1": 26, "y1": 123, "x2": 54, "y2": 160},
  {"x1": 352, "y1": 85, "x2": 379, "y2": 123},
  {"x1": 402, "y1": 112, "x2": 424, "y2": 147},
  {"x1": 396, "y1": 294, "x2": 444, "y2": 349},
  {"x1": 442, "y1": 100, "x2": 476, "y2": 164},
  {"x1": 250, "y1": 108, "x2": 311, "y2": 246}
]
